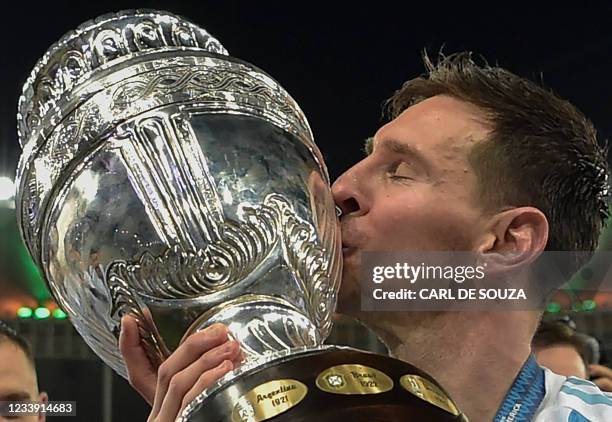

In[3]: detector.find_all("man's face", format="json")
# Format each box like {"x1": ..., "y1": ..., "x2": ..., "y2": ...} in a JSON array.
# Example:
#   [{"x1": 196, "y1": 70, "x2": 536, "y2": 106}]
[
  {"x1": 332, "y1": 95, "x2": 491, "y2": 311},
  {"x1": 535, "y1": 345, "x2": 588, "y2": 379},
  {"x1": 0, "y1": 341, "x2": 45, "y2": 422}
]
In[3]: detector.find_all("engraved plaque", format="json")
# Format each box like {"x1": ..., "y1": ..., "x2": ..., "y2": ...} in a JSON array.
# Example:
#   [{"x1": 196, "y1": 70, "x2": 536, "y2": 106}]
[
  {"x1": 316, "y1": 364, "x2": 394, "y2": 395},
  {"x1": 231, "y1": 379, "x2": 308, "y2": 422}
]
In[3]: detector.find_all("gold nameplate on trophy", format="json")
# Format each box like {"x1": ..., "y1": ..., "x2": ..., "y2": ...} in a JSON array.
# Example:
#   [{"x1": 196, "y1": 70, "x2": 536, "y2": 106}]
[
  {"x1": 231, "y1": 379, "x2": 308, "y2": 422},
  {"x1": 399, "y1": 375, "x2": 460, "y2": 416},
  {"x1": 315, "y1": 364, "x2": 394, "y2": 395}
]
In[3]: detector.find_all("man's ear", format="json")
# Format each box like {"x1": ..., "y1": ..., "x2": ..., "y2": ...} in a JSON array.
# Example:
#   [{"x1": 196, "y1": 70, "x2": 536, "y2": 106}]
[
  {"x1": 38, "y1": 391, "x2": 48, "y2": 422},
  {"x1": 477, "y1": 207, "x2": 549, "y2": 273}
]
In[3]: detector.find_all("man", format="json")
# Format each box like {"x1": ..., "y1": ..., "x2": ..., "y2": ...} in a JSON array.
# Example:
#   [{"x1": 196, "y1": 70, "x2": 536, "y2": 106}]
[
  {"x1": 532, "y1": 320, "x2": 592, "y2": 379},
  {"x1": 0, "y1": 322, "x2": 47, "y2": 422},
  {"x1": 120, "y1": 52, "x2": 612, "y2": 421},
  {"x1": 533, "y1": 319, "x2": 612, "y2": 394}
]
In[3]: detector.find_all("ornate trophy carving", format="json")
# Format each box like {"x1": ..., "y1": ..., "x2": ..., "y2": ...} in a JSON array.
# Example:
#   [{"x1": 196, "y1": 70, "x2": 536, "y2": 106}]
[{"x1": 16, "y1": 10, "x2": 465, "y2": 421}]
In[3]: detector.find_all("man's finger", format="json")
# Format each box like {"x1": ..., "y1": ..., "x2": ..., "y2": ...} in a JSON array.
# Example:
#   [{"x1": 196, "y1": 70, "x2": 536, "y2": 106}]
[
  {"x1": 153, "y1": 339, "x2": 239, "y2": 417},
  {"x1": 179, "y1": 360, "x2": 235, "y2": 418},
  {"x1": 589, "y1": 364, "x2": 612, "y2": 378},
  {"x1": 119, "y1": 315, "x2": 157, "y2": 405},
  {"x1": 593, "y1": 377, "x2": 612, "y2": 393},
  {"x1": 151, "y1": 324, "x2": 233, "y2": 416},
  {"x1": 156, "y1": 359, "x2": 234, "y2": 422}
]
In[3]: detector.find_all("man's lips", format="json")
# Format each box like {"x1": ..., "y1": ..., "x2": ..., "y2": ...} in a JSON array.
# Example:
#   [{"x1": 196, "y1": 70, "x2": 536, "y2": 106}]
[{"x1": 340, "y1": 222, "x2": 361, "y2": 256}]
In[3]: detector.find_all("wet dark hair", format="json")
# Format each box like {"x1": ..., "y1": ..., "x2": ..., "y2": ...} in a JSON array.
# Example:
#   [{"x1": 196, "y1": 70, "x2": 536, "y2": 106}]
[{"x1": 388, "y1": 52, "x2": 610, "y2": 280}]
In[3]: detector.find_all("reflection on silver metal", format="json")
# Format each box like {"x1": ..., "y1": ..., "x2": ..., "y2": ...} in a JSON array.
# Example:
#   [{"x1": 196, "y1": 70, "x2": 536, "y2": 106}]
[
  {"x1": 335, "y1": 205, "x2": 343, "y2": 218},
  {"x1": 15, "y1": 9, "x2": 341, "y2": 383}
]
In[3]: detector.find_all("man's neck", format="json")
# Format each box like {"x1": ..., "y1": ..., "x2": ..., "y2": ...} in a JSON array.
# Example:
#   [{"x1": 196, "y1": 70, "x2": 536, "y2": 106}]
[{"x1": 363, "y1": 311, "x2": 538, "y2": 422}]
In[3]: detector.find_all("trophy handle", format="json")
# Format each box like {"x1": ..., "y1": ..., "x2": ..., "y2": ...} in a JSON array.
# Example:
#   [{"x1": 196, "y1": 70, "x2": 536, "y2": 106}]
[{"x1": 107, "y1": 260, "x2": 171, "y2": 368}]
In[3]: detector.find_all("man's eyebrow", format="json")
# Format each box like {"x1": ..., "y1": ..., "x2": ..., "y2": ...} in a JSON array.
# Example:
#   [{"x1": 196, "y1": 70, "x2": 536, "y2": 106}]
[
  {"x1": 365, "y1": 137, "x2": 432, "y2": 170},
  {"x1": 0, "y1": 392, "x2": 31, "y2": 401}
]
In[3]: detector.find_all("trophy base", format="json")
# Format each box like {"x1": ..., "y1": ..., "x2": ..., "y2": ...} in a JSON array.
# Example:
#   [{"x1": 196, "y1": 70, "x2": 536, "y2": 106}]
[{"x1": 181, "y1": 347, "x2": 466, "y2": 421}]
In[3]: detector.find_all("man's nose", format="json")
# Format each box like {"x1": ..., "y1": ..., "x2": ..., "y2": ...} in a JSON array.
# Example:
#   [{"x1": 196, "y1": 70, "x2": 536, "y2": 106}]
[{"x1": 332, "y1": 166, "x2": 370, "y2": 218}]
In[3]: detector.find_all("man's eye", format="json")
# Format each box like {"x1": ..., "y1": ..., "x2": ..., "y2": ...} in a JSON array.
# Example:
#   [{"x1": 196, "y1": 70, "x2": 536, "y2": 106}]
[{"x1": 387, "y1": 162, "x2": 414, "y2": 180}]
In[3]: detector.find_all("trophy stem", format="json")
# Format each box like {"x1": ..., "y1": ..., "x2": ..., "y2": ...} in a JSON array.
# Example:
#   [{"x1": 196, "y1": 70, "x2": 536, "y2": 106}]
[{"x1": 181, "y1": 294, "x2": 323, "y2": 365}]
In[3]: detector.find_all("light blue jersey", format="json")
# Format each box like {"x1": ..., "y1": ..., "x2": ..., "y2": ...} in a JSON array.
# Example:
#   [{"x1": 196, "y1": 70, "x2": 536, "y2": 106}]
[{"x1": 533, "y1": 368, "x2": 612, "y2": 421}]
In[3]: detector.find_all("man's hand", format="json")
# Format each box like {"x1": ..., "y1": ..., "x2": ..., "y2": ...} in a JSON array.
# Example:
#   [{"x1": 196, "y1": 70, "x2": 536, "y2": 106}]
[
  {"x1": 119, "y1": 315, "x2": 241, "y2": 421},
  {"x1": 589, "y1": 364, "x2": 612, "y2": 392}
]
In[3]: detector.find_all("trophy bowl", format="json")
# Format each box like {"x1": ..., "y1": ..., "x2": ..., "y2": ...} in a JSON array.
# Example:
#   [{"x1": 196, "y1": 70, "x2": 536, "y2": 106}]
[{"x1": 15, "y1": 10, "x2": 465, "y2": 421}]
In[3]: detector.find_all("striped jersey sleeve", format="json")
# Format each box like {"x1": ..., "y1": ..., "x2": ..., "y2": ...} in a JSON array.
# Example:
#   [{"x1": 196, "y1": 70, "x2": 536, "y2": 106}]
[{"x1": 533, "y1": 368, "x2": 612, "y2": 421}]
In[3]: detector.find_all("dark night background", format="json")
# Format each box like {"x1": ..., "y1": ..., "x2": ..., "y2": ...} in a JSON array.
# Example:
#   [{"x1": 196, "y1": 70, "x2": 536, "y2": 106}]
[
  {"x1": 2, "y1": 2, "x2": 612, "y2": 179},
  {"x1": 1, "y1": 2, "x2": 612, "y2": 421}
]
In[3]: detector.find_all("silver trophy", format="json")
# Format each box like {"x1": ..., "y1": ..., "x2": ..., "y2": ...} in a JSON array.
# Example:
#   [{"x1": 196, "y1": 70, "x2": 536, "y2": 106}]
[{"x1": 16, "y1": 10, "x2": 464, "y2": 421}]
